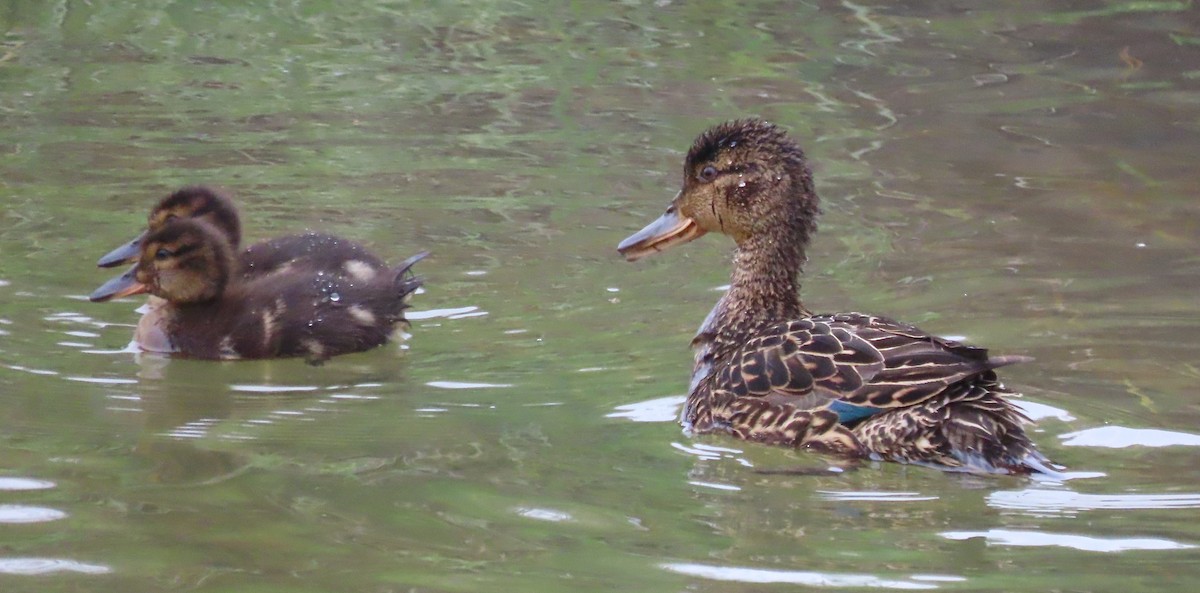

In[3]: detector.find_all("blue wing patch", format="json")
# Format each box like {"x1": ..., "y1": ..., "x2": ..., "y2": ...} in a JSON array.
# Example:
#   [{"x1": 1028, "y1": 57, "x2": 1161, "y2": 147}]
[{"x1": 829, "y1": 400, "x2": 886, "y2": 424}]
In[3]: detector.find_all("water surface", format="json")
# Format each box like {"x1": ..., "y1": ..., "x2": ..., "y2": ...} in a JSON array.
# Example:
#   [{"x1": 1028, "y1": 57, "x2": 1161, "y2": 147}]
[{"x1": 2, "y1": 1, "x2": 1199, "y2": 591}]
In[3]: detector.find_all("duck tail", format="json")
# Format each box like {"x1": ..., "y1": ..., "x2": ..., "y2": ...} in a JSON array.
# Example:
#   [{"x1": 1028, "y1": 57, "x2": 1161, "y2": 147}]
[
  {"x1": 984, "y1": 354, "x2": 1034, "y2": 370},
  {"x1": 940, "y1": 387, "x2": 1063, "y2": 477},
  {"x1": 945, "y1": 434, "x2": 1065, "y2": 477},
  {"x1": 392, "y1": 250, "x2": 429, "y2": 298},
  {"x1": 1017, "y1": 451, "x2": 1069, "y2": 480},
  {"x1": 856, "y1": 380, "x2": 1063, "y2": 477}
]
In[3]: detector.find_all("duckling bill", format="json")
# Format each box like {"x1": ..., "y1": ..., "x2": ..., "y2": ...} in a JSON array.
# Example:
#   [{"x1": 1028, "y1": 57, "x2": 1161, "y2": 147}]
[
  {"x1": 618, "y1": 118, "x2": 1060, "y2": 476},
  {"x1": 92, "y1": 214, "x2": 426, "y2": 363}
]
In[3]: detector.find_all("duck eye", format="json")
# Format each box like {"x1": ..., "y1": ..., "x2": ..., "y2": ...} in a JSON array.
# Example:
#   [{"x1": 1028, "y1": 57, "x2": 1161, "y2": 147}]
[
  {"x1": 698, "y1": 165, "x2": 719, "y2": 183},
  {"x1": 154, "y1": 248, "x2": 172, "y2": 260}
]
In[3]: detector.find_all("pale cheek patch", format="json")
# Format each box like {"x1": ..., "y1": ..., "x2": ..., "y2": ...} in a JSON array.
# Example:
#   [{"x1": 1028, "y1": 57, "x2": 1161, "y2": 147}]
[
  {"x1": 348, "y1": 305, "x2": 376, "y2": 326},
  {"x1": 343, "y1": 260, "x2": 377, "y2": 282},
  {"x1": 301, "y1": 338, "x2": 325, "y2": 359}
]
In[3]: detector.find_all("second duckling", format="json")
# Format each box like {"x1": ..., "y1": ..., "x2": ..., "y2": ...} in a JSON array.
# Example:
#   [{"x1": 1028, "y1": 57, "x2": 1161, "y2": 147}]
[
  {"x1": 93, "y1": 217, "x2": 426, "y2": 363},
  {"x1": 95, "y1": 186, "x2": 387, "y2": 283}
]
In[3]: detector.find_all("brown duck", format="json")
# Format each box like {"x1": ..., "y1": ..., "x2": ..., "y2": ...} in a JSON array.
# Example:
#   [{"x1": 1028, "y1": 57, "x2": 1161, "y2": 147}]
[
  {"x1": 91, "y1": 217, "x2": 425, "y2": 363},
  {"x1": 93, "y1": 186, "x2": 387, "y2": 292},
  {"x1": 618, "y1": 118, "x2": 1059, "y2": 475}
]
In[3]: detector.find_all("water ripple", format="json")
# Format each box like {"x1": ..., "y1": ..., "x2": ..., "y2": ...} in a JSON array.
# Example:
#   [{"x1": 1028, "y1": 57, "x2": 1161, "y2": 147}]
[
  {"x1": 43, "y1": 311, "x2": 123, "y2": 329},
  {"x1": 0, "y1": 505, "x2": 67, "y2": 523},
  {"x1": 229, "y1": 384, "x2": 320, "y2": 393},
  {"x1": 818, "y1": 491, "x2": 939, "y2": 502},
  {"x1": 941, "y1": 528, "x2": 1195, "y2": 552},
  {"x1": 64, "y1": 376, "x2": 137, "y2": 385},
  {"x1": 988, "y1": 488, "x2": 1200, "y2": 515},
  {"x1": 1059, "y1": 426, "x2": 1200, "y2": 448},
  {"x1": 670, "y1": 442, "x2": 753, "y2": 467},
  {"x1": 407, "y1": 306, "x2": 481, "y2": 320},
  {"x1": 4, "y1": 364, "x2": 58, "y2": 376},
  {"x1": 0, "y1": 477, "x2": 55, "y2": 491},
  {"x1": 662, "y1": 562, "x2": 962, "y2": 589},
  {"x1": 1014, "y1": 400, "x2": 1076, "y2": 422},
  {"x1": 163, "y1": 418, "x2": 222, "y2": 440},
  {"x1": 63, "y1": 330, "x2": 100, "y2": 338},
  {"x1": 516, "y1": 507, "x2": 573, "y2": 522},
  {"x1": 607, "y1": 395, "x2": 685, "y2": 423},
  {"x1": 0, "y1": 558, "x2": 111, "y2": 575},
  {"x1": 688, "y1": 480, "x2": 741, "y2": 492},
  {"x1": 426, "y1": 381, "x2": 512, "y2": 389}
]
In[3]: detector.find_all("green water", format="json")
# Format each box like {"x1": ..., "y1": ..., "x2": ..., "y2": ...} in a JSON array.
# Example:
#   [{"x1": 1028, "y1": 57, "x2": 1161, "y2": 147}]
[{"x1": 2, "y1": 1, "x2": 1199, "y2": 591}]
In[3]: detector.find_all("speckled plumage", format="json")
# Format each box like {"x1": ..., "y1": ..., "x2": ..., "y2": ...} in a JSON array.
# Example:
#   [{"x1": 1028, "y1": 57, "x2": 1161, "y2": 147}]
[
  {"x1": 95, "y1": 218, "x2": 425, "y2": 363},
  {"x1": 95, "y1": 185, "x2": 387, "y2": 281},
  {"x1": 619, "y1": 119, "x2": 1059, "y2": 475},
  {"x1": 90, "y1": 187, "x2": 426, "y2": 363}
]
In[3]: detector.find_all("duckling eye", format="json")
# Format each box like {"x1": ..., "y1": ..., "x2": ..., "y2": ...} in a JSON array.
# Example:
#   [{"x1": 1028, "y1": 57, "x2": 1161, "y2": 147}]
[
  {"x1": 697, "y1": 165, "x2": 719, "y2": 183},
  {"x1": 154, "y1": 248, "x2": 172, "y2": 260}
]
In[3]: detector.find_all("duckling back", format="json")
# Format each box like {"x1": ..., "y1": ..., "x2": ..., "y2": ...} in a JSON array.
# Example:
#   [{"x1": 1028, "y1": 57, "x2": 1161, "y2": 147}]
[
  {"x1": 272, "y1": 251, "x2": 427, "y2": 363},
  {"x1": 170, "y1": 251, "x2": 428, "y2": 363},
  {"x1": 239, "y1": 232, "x2": 387, "y2": 280}
]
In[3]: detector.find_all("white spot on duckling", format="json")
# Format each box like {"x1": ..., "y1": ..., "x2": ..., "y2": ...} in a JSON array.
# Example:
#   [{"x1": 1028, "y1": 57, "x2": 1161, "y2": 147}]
[
  {"x1": 218, "y1": 336, "x2": 240, "y2": 359},
  {"x1": 343, "y1": 260, "x2": 377, "y2": 282},
  {"x1": 302, "y1": 339, "x2": 325, "y2": 359},
  {"x1": 348, "y1": 305, "x2": 376, "y2": 326},
  {"x1": 260, "y1": 307, "x2": 280, "y2": 349}
]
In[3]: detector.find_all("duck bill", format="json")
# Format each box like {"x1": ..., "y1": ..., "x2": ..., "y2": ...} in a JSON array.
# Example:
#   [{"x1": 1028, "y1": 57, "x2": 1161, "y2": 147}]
[
  {"x1": 89, "y1": 265, "x2": 149, "y2": 302},
  {"x1": 96, "y1": 231, "x2": 147, "y2": 268},
  {"x1": 617, "y1": 206, "x2": 706, "y2": 262}
]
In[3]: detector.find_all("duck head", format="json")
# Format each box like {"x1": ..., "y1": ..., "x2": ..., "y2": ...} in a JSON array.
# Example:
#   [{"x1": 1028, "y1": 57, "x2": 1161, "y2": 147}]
[
  {"x1": 618, "y1": 118, "x2": 819, "y2": 261},
  {"x1": 96, "y1": 186, "x2": 242, "y2": 268},
  {"x1": 90, "y1": 218, "x2": 235, "y2": 304}
]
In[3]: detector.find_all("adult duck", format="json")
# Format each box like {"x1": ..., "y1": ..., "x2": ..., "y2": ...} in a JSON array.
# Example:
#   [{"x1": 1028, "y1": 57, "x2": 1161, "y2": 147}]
[
  {"x1": 618, "y1": 118, "x2": 1058, "y2": 475},
  {"x1": 91, "y1": 217, "x2": 426, "y2": 363}
]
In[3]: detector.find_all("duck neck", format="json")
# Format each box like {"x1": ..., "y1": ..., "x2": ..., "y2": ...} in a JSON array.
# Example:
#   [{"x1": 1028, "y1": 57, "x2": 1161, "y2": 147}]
[{"x1": 694, "y1": 217, "x2": 812, "y2": 367}]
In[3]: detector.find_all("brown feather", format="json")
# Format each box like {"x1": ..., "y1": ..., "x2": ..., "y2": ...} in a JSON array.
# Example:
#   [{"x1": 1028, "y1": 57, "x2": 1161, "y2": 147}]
[
  {"x1": 624, "y1": 119, "x2": 1059, "y2": 475},
  {"x1": 117, "y1": 218, "x2": 426, "y2": 363}
]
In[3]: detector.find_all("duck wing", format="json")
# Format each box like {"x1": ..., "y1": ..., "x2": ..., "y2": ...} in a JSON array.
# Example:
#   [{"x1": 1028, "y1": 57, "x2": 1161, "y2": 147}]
[
  {"x1": 716, "y1": 316, "x2": 883, "y2": 410},
  {"x1": 823, "y1": 312, "x2": 1028, "y2": 406},
  {"x1": 717, "y1": 313, "x2": 1028, "y2": 424}
]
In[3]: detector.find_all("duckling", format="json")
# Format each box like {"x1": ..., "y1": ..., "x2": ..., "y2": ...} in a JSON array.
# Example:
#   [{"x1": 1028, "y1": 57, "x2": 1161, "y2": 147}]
[
  {"x1": 92, "y1": 217, "x2": 426, "y2": 363},
  {"x1": 94, "y1": 186, "x2": 386, "y2": 284},
  {"x1": 618, "y1": 118, "x2": 1059, "y2": 475}
]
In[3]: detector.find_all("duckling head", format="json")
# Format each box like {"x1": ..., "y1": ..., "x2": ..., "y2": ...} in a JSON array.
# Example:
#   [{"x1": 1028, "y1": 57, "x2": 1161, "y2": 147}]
[
  {"x1": 618, "y1": 118, "x2": 818, "y2": 261},
  {"x1": 90, "y1": 219, "x2": 235, "y2": 304},
  {"x1": 97, "y1": 186, "x2": 242, "y2": 268}
]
